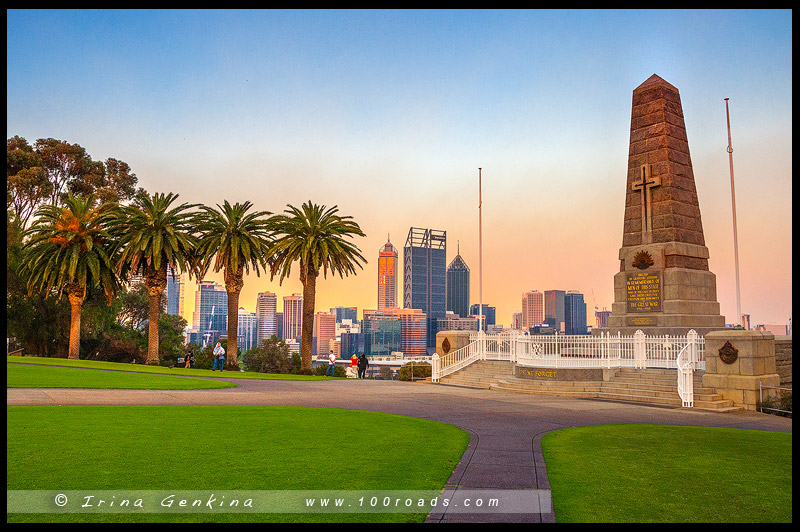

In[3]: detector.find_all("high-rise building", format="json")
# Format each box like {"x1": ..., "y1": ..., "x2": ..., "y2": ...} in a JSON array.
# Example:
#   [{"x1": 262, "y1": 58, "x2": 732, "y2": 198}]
[
  {"x1": 237, "y1": 308, "x2": 258, "y2": 352},
  {"x1": 565, "y1": 291, "x2": 588, "y2": 335},
  {"x1": 361, "y1": 311, "x2": 402, "y2": 358},
  {"x1": 404, "y1": 227, "x2": 446, "y2": 352},
  {"x1": 364, "y1": 308, "x2": 427, "y2": 358},
  {"x1": 378, "y1": 235, "x2": 398, "y2": 310},
  {"x1": 544, "y1": 290, "x2": 566, "y2": 333},
  {"x1": 522, "y1": 290, "x2": 544, "y2": 329},
  {"x1": 192, "y1": 280, "x2": 228, "y2": 347},
  {"x1": 340, "y1": 331, "x2": 366, "y2": 359},
  {"x1": 283, "y1": 294, "x2": 303, "y2": 342},
  {"x1": 330, "y1": 306, "x2": 358, "y2": 325},
  {"x1": 740, "y1": 314, "x2": 751, "y2": 330},
  {"x1": 275, "y1": 312, "x2": 283, "y2": 340},
  {"x1": 446, "y1": 246, "x2": 470, "y2": 320},
  {"x1": 313, "y1": 312, "x2": 336, "y2": 357},
  {"x1": 437, "y1": 314, "x2": 479, "y2": 333},
  {"x1": 512, "y1": 312, "x2": 523, "y2": 330},
  {"x1": 178, "y1": 272, "x2": 187, "y2": 319},
  {"x1": 469, "y1": 304, "x2": 496, "y2": 331},
  {"x1": 595, "y1": 308, "x2": 611, "y2": 329},
  {"x1": 166, "y1": 267, "x2": 181, "y2": 316},
  {"x1": 256, "y1": 291, "x2": 278, "y2": 343}
]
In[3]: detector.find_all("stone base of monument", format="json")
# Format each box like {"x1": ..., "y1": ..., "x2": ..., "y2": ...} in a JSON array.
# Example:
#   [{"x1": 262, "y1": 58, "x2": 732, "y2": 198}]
[{"x1": 702, "y1": 330, "x2": 781, "y2": 410}]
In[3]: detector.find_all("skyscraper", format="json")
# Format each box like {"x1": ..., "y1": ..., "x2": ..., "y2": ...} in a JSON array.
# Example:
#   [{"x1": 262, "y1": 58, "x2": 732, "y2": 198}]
[
  {"x1": 378, "y1": 235, "x2": 398, "y2": 310},
  {"x1": 237, "y1": 308, "x2": 258, "y2": 351},
  {"x1": 330, "y1": 306, "x2": 358, "y2": 325},
  {"x1": 313, "y1": 311, "x2": 336, "y2": 357},
  {"x1": 446, "y1": 245, "x2": 470, "y2": 320},
  {"x1": 256, "y1": 291, "x2": 278, "y2": 343},
  {"x1": 192, "y1": 280, "x2": 228, "y2": 347},
  {"x1": 565, "y1": 291, "x2": 588, "y2": 335},
  {"x1": 364, "y1": 308, "x2": 427, "y2": 358},
  {"x1": 404, "y1": 227, "x2": 446, "y2": 352},
  {"x1": 469, "y1": 304, "x2": 496, "y2": 330},
  {"x1": 522, "y1": 290, "x2": 544, "y2": 329},
  {"x1": 283, "y1": 294, "x2": 303, "y2": 342},
  {"x1": 544, "y1": 290, "x2": 566, "y2": 333},
  {"x1": 361, "y1": 310, "x2": 402, "y2": 358},
  {"x1": 166, "y1": 266, "x2": 181, "y2": 316}
]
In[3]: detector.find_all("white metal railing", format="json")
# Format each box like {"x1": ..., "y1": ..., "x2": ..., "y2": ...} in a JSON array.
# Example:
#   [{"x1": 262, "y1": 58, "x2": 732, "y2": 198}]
[
  {"x1": 431, "y1": 330, "x2": 706, "y2": 406},
  {"x1": 675, "y1": 330, "x2": 700, "y2": 407}
]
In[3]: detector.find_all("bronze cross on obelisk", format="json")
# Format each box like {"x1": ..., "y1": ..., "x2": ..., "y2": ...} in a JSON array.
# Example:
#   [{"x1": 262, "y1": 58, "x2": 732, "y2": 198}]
[{"x1": 631, "y1": 164, "x2": 661, "y2": 244}]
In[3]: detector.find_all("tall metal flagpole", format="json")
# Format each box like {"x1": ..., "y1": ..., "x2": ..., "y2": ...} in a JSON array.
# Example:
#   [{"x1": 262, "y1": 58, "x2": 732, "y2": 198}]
[
  {"x1": 478, "y1": 168, "x2": 483, "y2": 335},
  {"x1": 725, "y1": 98, "x2": 742, "y2": 327}
]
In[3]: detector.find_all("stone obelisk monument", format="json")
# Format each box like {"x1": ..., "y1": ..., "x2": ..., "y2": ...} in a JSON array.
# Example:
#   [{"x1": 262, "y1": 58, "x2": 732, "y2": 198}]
[{"x1": 605, "y1": 74, "x2": 726, "y2": 336}]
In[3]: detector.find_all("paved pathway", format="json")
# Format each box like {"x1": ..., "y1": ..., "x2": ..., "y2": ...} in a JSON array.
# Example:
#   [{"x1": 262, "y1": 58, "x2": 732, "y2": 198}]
[{"x1": 7, "y1": 375, "x2": 793, "y2": 523}]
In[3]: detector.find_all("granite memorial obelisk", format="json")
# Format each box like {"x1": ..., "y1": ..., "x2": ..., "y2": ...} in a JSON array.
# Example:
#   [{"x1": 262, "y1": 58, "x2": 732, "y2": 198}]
[{"x1": 605, "y1": 74, "x2": 726, "y2": 336}]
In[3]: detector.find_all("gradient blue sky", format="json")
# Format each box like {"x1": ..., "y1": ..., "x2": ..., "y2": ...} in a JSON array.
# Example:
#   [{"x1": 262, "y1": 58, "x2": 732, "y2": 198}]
[{"x1": 7, "y1": 9, "x2": 792, "y2": 328}]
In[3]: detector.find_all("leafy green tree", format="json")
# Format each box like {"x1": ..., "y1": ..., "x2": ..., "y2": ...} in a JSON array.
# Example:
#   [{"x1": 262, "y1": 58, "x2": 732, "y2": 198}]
[
  {"x1": 195, "y1": 200, "x2": 271, "y2": 369},
  {"x1": 7, "y1": 136, "x2": 52, "y2": 228},
  {"x1": 110, "y1": 191, "x2": 199, "y2": 365},
  {"x1": 21, "y1": 194, "x2": 121, "y2": 359},
  {"x1": 243, "y1": 336, "x2": 293, "y2": 374},
  {"x1": 266, "y1": 201, "x2": 367, "y2": 374}
]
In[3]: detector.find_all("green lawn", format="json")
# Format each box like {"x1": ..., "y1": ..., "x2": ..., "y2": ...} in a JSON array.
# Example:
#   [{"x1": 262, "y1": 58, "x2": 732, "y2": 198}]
[
  {"x1": 6, "y1": 356, "x2": 340, "y2": 381},
  {"x1": 7, "y1": 363, "x2": 236, "y2": 390},
  {"x1": 541, "y1": 424, "x2": 792, "y2": 523},
  {"x1": 7, "y1": 405, "x2": 469, "y2": 523}
]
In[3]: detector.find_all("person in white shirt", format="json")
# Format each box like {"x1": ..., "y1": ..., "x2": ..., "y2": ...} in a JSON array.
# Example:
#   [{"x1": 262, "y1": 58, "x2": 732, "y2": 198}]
[
  {"x1": 326, "y1": 350, "x2": 336, "y2": 377},
  {"x1": 212, "y1": 342, "x2": 225, "y2": 372}
]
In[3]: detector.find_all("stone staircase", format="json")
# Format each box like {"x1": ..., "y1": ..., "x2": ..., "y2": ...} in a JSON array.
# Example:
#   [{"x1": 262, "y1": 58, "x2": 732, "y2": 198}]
[{"x1": 436, "y1": 362, "x2": 742, "y2": 412}]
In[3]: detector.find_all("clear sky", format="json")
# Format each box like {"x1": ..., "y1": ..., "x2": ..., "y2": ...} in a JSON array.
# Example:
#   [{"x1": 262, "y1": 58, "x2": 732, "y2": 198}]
[{"x1": 7, "y1": 9, "x2": 792, "y2": 329}]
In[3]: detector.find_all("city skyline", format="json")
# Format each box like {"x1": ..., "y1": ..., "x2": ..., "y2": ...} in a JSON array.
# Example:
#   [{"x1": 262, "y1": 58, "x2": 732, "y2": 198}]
[{"x1": 7, "y1": 10, "x2": 792, "y2": 328}]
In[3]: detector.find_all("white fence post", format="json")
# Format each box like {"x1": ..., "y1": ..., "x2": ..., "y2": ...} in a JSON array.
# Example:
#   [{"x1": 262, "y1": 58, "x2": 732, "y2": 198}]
[
  {"x1": 633, "y1": 330, "x2": 646, "y2": 369},
  {"x1": 431, "y1": 354, "x2": 440, "y2": 383}
]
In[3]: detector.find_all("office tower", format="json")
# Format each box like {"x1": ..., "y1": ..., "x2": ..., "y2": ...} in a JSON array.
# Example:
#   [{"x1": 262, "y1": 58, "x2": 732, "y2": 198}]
[
  {"x1": 237, "y1": 308, "x2": 258, "y2": 352},
  {"x1": 330, "y1": 306, "x2": 358, "y2": 325},
  {"x1": 469, "y1": 304, "x2": 496, "y2": 330},
  {"x1": 378, "y1": 235, "x2": 398, "y2": 310},
  {"x1": 283, "y1": 294, "x2": 303, "y2": 342},
  {"x1": 403, "y1": 227, "x2": 446, "y2": 352},
  {"x1": 740, "y1": 313, "x2": 751, "y2": 330},
  {"x1": 340, "y1": 331, "x2": 366, "y2": 359},
  {"x1": 595, "y1": 308, "x2": 611, "y2": 329},
  {"x1": 361, "y1": 311, "x2": 402, "y2": 358},
  {"x1": 313, "y1": 311, "x2": 336, "y2": 356},
  {"x1": 178, "y1": 272, "x2": 187, "y2": 318},
  {"x1": 512, "y1": 312, "x2": 523, "y2": 331},
  {"x1": 437, "y1": 314, "x2": 479, "y2": 333},
  {"x1": 522, "y1": 290, "x2": 544, "y2": 329},
  {"x1": 446, "y1": 246, "x2": 470, "y2": 320},
  {"x1": 275, "y1": 312, "x2": 284, "y2": 340},
  {"x1": 565, "y1": 291, "x2": 588, "y2": 335},
  {"x1": 364, "y1": 308, "x2": 427, "y2": 358},
  {"x1": 544, "y1": 290, "x2": 566, "y2": 333},
  {"x1": 256, "y1": 292, "x2": 278, "y2": 343},
  {"x1": 165, "y1": 266, "x2": 181, "y2": 315},
  {"x1": 192, "y1": 280, "x2": 228, "y2": 347}
]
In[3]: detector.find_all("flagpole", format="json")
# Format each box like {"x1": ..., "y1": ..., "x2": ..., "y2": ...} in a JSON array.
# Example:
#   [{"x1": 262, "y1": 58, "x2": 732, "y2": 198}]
[
  {"x1": 725, "y1": 98, "x2": 742, "y2": 327},
  {"x1": 478, "y1": 167, "x2": 483, "y2": 335}
]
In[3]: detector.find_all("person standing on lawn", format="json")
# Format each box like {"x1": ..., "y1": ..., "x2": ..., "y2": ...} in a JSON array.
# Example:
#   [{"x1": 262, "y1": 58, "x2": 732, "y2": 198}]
[
  {"x1": 212, "y1": 342, "x2": 225, "y2": 371},
  {"x1": 357, "y1": 353, "x2": 369, "y2": 379},
  {"x1": 326, "y1": 350, "x2": 337, "y2": 377}
]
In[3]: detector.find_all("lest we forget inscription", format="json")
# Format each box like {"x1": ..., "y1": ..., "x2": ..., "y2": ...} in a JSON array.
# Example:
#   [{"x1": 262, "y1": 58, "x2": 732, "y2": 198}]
[{"x1": 626, "y1": 271, "x2": 661, "y2": 313}]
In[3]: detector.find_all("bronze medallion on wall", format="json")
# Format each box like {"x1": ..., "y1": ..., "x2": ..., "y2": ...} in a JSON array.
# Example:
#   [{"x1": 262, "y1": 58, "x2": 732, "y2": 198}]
[
  {"x1": 718, "y1": 341, "x2": 738, "y2": 365},
  {"x1": 632, "y1": 250, "x2": 655, "y2": 270},
  {"x1": 442, "y1": 337, "x2": 451, "y2": 355}
]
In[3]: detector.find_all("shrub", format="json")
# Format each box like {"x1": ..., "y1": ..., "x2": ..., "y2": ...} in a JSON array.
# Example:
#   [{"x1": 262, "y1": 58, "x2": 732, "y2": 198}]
[
  {"x1": 313, "y1": 363, "x2": 346, "y2": 377},
  {"x1": 398, "y1": 361, "x2": 431, "y2": 381},
  {"x1": 758, "y1": 391, "x2": 792, "y2": 418}
]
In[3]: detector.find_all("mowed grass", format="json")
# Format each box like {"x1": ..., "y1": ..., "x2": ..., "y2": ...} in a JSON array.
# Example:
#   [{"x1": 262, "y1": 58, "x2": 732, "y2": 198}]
[
  {"x1": 7, "y1": 363, "x2": 235, "y2": 390},
  {"x1": 7, "y1": 356, "x2": 340, "y2": 381},
  {"x1": 7, "y1": 405, "x2": 469, "y2": 523},
  {"x1": 541, "y1": 424, "x2": 792, "y2": 523}
]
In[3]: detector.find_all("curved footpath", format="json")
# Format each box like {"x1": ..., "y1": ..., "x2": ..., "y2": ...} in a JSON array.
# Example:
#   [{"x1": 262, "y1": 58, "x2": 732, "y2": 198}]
[{"x1": 7, "y1": 375, "x2": 793, "y2": 523}]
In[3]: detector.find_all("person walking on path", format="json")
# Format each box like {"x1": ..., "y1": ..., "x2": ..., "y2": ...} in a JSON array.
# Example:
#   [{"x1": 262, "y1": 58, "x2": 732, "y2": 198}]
[
  {"x1": 212, "y1": 342, "x2": 225, "y2": 371},
  {"x1": 185, "y1": 349, "x2": 192, "y2": 369},
  {"x1": 326, "y1": 350, "x2": 336, "y2": 377},
  {"x1": 357, "y1": 353, "x2": 369, "y2": 379}
]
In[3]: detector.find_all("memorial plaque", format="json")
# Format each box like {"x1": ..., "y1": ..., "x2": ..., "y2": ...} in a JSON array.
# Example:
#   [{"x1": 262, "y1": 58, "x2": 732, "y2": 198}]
[{"x1": 626, "y1": 271, "x2": 661, "y2": 312}]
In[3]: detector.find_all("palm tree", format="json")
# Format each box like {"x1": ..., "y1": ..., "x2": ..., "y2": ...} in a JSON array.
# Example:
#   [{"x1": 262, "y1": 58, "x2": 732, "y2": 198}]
[
  {"x1": 22, "y1": 194, "x2": 121, "y2": 359},
  {"x1": 111, "y1": 191, "x2": 199, "y2": 365},
  {"x1": 266, "y1": 201, "x2": 367, "y2": 374},
  {"x1": 195, "y1": 200, "x2": 272, "y2": 369}
]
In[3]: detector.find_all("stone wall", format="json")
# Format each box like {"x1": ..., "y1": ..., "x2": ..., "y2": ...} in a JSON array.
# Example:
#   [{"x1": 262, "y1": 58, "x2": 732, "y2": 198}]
[{"x1": 775, "y1": 336, "x2": 792, "y2": 386}]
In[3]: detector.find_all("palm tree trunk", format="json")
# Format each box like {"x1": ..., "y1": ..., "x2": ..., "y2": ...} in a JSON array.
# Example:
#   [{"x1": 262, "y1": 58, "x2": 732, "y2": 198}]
[
  {"x1": 66, "y1": 284, "x2": 84, "y2": 360},
  {"x1": 145, "y1": 267, "x2": 168, "y2": 365},
  {"x1": 300, "y1": 272, "x2": 317, "y2": 375},
  {"x1": 226, "y1": 289, "x2": 241, "y2": 370}
]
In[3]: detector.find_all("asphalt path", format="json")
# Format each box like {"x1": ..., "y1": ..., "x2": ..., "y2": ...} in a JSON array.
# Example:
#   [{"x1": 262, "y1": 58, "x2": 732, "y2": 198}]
[{"x1": 7, "y1": 372, "x2": 793, "y2": 523}]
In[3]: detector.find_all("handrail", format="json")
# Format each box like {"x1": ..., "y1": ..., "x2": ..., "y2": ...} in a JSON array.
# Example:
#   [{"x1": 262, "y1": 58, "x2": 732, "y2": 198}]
[{"x1": 431, "y1": 340, "x2": 481, "y2": 382}]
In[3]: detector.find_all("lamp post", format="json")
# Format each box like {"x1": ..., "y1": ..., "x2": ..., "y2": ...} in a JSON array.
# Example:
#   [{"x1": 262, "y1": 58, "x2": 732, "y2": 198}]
[{"x1": 724, "y1": 98, "x2": 742, "y2": 327}]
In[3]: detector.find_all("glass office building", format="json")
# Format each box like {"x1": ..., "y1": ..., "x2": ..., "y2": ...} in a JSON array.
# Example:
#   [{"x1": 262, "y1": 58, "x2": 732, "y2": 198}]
[
  {"x1": 403, "y1": 227, "x2": 446, "y2": 353},
  {"x1": 446, "y1": 250, "x2": 470, "y2": 320},
  {"x1": 565, "y1": 291, "x2": 588, "y2": 335}
]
